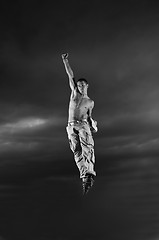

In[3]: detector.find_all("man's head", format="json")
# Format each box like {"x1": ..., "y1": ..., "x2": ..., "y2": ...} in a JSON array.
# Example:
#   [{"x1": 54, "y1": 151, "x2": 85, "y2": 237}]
[{"x1": 77, "y1": 78, "x2": 89, "y2": 95}]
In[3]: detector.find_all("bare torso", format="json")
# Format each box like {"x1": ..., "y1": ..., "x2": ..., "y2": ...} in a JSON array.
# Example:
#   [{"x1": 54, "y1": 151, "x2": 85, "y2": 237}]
[{"x1": 68, "y1": 89, "x2": 93, "y2": 122}]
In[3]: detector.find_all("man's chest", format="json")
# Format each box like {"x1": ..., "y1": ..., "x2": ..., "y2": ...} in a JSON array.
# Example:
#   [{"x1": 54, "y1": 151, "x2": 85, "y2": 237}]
[{"x1": 70, "y1": 96, "x2": 91, "y2": 110}]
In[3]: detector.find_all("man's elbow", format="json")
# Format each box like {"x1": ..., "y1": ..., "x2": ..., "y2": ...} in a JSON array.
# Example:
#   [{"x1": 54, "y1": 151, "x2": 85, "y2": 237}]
[{"x1": 87, "y1": 116, "x2": 92, "y2": 125}]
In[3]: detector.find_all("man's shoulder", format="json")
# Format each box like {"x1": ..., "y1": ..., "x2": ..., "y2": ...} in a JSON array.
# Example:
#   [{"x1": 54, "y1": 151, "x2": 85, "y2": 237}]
[
  {"x1": 89, "y1": 99, "x2": 94, "y2": 106},
  {"x1": 86, "y1": 96, "x2": 93, "y2": 101}
]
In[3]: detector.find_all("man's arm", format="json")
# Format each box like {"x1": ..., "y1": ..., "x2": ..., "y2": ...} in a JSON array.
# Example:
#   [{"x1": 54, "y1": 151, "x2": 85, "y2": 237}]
[
  {"x1": 87, "y1": 101, "x2": 98, "y2": 133},
  {"x1": 61, "y1": 53, "x2": 76, "y2": 91}
]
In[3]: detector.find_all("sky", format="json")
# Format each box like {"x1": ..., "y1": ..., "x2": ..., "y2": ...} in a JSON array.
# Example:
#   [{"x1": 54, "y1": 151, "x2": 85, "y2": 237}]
[{"x1": 1, "y1": 0, "x2": 159, "y2": 239}]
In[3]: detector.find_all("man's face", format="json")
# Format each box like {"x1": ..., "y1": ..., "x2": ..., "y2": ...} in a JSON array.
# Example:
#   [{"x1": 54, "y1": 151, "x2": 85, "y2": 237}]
[{"x1": 77, "y1": 81, "x2": 88, "y2": 94}]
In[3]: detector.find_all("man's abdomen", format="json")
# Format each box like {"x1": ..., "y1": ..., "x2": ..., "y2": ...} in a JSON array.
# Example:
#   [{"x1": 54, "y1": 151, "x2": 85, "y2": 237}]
[{"x1": 68, "y1": 107, "x2": 88, "y2": 122}]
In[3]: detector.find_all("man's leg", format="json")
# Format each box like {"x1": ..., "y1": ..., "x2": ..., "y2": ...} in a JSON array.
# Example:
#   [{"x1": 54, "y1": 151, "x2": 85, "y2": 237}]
[
  {"x1": 79, "y1": 124, "x2": 96, "y2": 178},
  {"x1": 78, "y1": 124, "x2": 96, "y2": 194},
  {"x1": 66, "y1": 126, "x2": 88, "y2": 178}
]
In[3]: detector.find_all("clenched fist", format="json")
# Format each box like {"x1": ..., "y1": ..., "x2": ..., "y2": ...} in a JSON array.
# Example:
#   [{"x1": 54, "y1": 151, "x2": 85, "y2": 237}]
[{"x1": 61, "y1": 53, "x2": 69, "y2": 60}]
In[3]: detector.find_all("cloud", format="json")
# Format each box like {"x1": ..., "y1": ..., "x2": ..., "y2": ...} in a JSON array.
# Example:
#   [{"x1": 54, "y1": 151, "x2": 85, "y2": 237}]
[
  {"x1": 0, "y1": 115, "x2": 65, "y2": 154},
  {"x1": 95, "y1": 106, "x2": 159, "y2": 158},
  {"x1": 2, "y1": 1, "x2": 159, "y2": 165},
  {"x1": 0, "y1": 118, "x2": 48, "y2": 133}
]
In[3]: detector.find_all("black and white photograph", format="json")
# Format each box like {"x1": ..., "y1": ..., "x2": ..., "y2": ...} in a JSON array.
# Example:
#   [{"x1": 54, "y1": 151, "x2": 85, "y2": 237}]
[{"x1": 1, "y1": 0, "x2": 159, "y2": 239}]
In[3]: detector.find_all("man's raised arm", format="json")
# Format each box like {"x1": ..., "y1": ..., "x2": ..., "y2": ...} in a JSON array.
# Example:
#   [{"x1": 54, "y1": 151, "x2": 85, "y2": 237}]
[{"x1": 61, "y1": 53, "x2": 76, "y2": 90}]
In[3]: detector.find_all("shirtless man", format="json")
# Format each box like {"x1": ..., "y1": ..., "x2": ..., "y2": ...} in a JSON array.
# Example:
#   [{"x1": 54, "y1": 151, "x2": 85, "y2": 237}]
[{"x1": 62, "y1": 53, "x2": 98, "y2": 194}]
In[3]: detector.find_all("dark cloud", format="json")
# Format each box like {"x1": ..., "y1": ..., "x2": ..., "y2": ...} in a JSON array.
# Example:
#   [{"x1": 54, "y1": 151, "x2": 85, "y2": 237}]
[{"x1": 0, "y1": 156, "x2": 159, "y2": 240}]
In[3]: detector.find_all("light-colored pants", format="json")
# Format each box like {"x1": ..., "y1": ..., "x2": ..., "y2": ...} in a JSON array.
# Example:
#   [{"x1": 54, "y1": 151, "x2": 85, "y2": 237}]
[{"x1": 66, "y1": 122, "x2": 96, "y2": 179}]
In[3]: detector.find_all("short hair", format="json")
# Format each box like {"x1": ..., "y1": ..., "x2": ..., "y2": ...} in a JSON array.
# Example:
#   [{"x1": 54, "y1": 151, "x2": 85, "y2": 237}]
[{"x1": 77, "y1": 78, "x2": 88, "y2": 85}]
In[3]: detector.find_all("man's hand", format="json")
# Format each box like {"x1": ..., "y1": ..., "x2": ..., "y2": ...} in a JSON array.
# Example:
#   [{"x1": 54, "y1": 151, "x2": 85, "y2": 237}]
[
  {"x1": 91, "y1": 119, "x2": 98, "y2": 133},
  {"x1": 88, "y1": 118, "x2": 98, "y2": 133},
  {"x1": 62, "y1": 53, "x2": 69, "y2": 60}
]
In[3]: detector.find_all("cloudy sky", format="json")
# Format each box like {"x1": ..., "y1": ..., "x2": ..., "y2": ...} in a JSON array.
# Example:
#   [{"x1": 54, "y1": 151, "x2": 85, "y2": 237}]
[{"x1": 1, "y1": 0, "x2": 159, "y2": 239}]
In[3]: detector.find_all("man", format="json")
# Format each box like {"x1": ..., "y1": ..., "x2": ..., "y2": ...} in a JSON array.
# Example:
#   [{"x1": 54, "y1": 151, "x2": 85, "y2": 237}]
[{"x1": 62, "y1": 53, "x2": 98, "y2": 194}]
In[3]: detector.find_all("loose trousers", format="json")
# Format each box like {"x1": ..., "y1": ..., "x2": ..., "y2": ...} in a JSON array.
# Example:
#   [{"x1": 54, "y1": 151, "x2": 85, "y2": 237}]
[{"x1": 66, "y1": 122, "x2": 96, "y2": 179}]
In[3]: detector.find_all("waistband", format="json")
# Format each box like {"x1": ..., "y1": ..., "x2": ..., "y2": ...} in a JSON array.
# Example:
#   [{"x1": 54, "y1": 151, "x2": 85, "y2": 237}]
[{"x1": 68, "y1": 119, "x2": 88, "y2": 126}]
